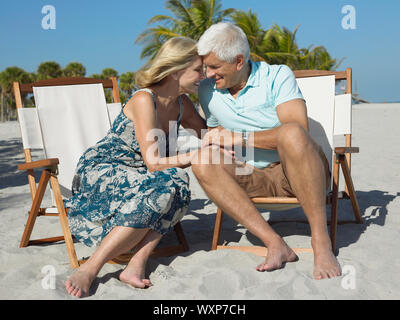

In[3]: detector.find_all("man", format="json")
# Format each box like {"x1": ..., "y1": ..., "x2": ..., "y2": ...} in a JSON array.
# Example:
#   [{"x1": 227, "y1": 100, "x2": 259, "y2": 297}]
[{"x1": 192, "y1": 22, "x2": 341, "y2": 280}]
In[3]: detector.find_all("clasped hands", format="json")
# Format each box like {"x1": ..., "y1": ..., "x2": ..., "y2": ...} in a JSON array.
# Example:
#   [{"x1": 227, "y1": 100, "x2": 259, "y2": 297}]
[{"x1": 194, "y1": 127, "x2": 244, "y2": 161}]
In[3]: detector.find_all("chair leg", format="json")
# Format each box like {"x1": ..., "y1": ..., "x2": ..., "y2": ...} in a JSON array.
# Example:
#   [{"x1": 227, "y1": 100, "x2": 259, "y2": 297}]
[
  {"x1": 174, "y1": 222, "x2": 189, "y2": 252},
  {"x1": 339, "y1": 156, "x2": 362, "y2": 224},
  {"x1": 211, "y1": 208, "x2": 224, "y2": 250},
  {"x1": 330, "y1": 156, "x2": 340, "y2": 255},
  {"x1": 50, "y1": 175, "x2": 80, "y2": 269},
  {"x1": 20, "y1": 170, "x2": 51, "y2": 248}
]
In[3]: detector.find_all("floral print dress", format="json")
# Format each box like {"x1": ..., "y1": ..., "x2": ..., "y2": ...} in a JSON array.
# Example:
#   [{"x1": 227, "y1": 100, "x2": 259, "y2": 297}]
[{"x1": 65, "y1": 89, "x2": 190, "y2": 247}]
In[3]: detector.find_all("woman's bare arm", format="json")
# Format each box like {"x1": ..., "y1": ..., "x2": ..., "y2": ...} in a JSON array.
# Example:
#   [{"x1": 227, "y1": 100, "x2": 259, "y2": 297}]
[{"x1": 124, "y1": 92, "x2": 196, "y2": 172}]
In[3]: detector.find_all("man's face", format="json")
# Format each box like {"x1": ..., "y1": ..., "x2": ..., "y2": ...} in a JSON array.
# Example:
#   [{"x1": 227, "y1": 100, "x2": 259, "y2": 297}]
[{"x1": 203, "y1": 52, "x2": 242, "y2": 90}]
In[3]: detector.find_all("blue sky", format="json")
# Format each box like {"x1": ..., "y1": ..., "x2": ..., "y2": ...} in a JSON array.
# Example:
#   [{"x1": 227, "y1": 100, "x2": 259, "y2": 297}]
[{"x1": 0, "y1": 0, "x2": 399, "y2": 102}]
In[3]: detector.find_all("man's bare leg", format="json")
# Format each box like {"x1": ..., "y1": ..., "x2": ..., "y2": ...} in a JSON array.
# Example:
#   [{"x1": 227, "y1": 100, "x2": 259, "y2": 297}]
[
  {"x1": 191, "y1": 145, "x2": 298, "y2": 271},
  {"x1": 275, "y1": 123, "x2": 341, "y2": 279},
  {"x1": 65, "y1": 226, "x2": 150, "y2": 298}
]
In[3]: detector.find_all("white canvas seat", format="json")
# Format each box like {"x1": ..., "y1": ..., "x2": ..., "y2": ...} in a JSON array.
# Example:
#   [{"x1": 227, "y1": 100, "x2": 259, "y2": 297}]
[{"x1": 211, "y1": 69, "x2": 362, "y2": 256}]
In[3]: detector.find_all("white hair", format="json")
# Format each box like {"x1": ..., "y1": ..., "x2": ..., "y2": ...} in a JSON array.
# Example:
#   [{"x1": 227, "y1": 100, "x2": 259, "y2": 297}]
[{"x1": 197, "y1": 22, "x2": 250, "y2": 63}]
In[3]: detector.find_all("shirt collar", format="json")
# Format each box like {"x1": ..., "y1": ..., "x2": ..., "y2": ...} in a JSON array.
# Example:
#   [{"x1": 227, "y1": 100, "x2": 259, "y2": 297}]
[{"x1": 246, "y1": 60, "x2": 260, "y2": 88}]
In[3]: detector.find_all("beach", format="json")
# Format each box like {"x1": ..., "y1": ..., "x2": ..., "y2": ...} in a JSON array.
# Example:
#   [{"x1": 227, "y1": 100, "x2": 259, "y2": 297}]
[{"x1": 0, "y1": 103, "x2": 399, "y2": 300}]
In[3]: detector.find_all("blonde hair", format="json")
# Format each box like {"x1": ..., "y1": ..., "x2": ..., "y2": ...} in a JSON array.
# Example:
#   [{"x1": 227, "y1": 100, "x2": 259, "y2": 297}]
[{"x1": 135, "y1": 37, "x2": 198, "y2": 88}]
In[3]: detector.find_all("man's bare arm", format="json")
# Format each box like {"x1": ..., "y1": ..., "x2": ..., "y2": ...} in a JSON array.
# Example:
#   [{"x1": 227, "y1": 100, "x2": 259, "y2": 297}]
[
  {"x1": 202, "y1": 99, "x2": 308, "y2": 150},
  {"x1": 248, "y1": 98, "x2": 308, "y2": 150}
]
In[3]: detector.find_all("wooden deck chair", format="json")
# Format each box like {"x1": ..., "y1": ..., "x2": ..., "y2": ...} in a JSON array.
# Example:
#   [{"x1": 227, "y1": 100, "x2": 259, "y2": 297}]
[
  {"x1": 211, "y1": 68, "x2": 362, "y2": 256},
  {"x1": 13, "y1": 77, "x2": 189, "y2": 269}
]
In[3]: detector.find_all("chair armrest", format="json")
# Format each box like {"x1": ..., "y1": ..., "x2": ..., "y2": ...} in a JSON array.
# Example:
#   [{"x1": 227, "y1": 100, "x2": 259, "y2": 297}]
[
  {"x1": 18, "y1": 158, "x2": 59, "y2": 171},
  {"x1": 334, "y1": 147, "x2": 359, "y2": 154}
]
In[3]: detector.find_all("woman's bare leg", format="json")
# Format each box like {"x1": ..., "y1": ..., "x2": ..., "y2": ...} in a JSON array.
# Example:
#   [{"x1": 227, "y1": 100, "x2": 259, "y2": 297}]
[
  {"x1": 65, "y1": 226, "x2": 149, "y2": 298},
  {"x1": 119, "y1": 229, "x2": 163, "y2": 288}
]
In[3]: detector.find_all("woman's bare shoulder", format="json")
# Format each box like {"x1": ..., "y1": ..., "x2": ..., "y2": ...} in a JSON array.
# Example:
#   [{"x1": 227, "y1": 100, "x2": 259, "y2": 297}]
[{"x1": 123, "y1": 90, "x2": 155, "y2": 120}]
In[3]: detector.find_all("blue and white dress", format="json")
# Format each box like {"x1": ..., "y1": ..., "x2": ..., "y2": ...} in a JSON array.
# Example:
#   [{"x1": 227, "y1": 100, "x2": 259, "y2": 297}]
[{"x1": 65, "y1": 89, "x2": 190, "y2": 247}]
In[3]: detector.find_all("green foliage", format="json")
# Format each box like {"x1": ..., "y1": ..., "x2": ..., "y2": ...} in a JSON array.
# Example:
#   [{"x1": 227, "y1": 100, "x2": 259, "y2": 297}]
[
  {"x1": 0, "y1": 67, "x2": 34, "y2": 120},
  {"x1": 230, "y1": 10, "x2": 343, "y2": 70},
  {"x1": 137, "y1": 2, "x2": 343, "y2": 70},
  {"x1": 62, "y1": 62, "x2": 86, "y2": 77},
  {"x1": 136, "y1": 0, "x2": 234, "y2": 60},
  {"x1": 0, "y1": 67, "x2": 31, "y2": 92},
  {"x1": 119, "y1": 71, "x2": 137, "y2": 104},
  {"x1": 36, "y1": 61, "x2": 63, "y2": 80}
]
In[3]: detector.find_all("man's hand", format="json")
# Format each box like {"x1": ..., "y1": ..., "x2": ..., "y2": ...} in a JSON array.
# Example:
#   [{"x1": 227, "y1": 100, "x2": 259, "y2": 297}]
[{"x1": 201, "y1": 127, "x2": 242, "y2": 148}]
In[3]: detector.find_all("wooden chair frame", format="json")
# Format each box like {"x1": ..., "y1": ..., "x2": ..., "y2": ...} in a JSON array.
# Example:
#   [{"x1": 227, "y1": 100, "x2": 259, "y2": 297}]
[
  {"x1": 211, "y1": 68, "x2": 362, "y2": 256},
  {"x1": 13, "y1": 77, "x2": 189, "y2": 268}
]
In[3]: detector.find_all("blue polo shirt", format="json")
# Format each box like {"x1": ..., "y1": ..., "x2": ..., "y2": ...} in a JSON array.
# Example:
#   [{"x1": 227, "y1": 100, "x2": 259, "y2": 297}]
[{"x1": 198, "y1": 60, "x2": 304, "y2": 169}]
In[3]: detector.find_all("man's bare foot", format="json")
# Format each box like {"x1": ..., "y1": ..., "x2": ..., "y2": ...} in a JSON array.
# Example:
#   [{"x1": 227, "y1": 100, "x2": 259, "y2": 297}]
[
  {"x1": 119, "y1": 262, "x2": 152, "y2": 289},
  {"x1": 256, "y1": 237, "x2": 298, "y2": 272},
  {"x1": 312, "y1": 238, "x2": 342, "y2": 280},
  {"x1": 65, "y1": 266, "x2": 97, "y2": 298}
]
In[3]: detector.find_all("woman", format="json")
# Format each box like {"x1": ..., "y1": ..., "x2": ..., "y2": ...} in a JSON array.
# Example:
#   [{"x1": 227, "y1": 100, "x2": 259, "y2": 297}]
[{"x1": 64, "y1": 37, "x2": 206, "y2": 298}]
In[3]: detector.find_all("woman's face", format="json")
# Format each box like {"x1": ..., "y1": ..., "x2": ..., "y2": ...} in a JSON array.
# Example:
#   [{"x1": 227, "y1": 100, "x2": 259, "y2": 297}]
[{"x1": 177, "y1": 56, "x2": 205, "y2": 94}]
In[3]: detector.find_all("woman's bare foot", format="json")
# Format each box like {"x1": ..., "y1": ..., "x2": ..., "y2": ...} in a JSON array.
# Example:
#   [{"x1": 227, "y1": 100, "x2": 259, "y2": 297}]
[
  {"x1": 119, "y1": 260, "x2": 152, "y2": 289},
  {"x1": 312, "y1": 237, "x2": 342, "y2": 280},
  {"x1": 65, "y1": 265, "x2": 97, "y2": 298},
  {"x1": 256, "y1": 237, "x2": 298, "y2": 272}
]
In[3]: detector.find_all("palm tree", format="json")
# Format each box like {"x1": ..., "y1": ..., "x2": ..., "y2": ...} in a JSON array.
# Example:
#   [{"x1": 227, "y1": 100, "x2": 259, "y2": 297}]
[
  {"x1": 231, "y1": 10, "x2": 343, "y2": 71},
  {"x1": 136, "y1": 0, "x2": 235, "y2": 59},
  {"x1": 299, "y1": 46, "x2": 344, "y2": 71},
  {"x1": 62, "y1": 62, "x2": 86, "y2": 77},
  {"x1": 101, "y1": 68, "x2": 119, "y2": 79},
  {"x1": 0, "y1": 67, "x2": 31, "y2": 121},
  {"x1": 119, "y1": 71, "x2": 137, "y2": 103},
  {"x1": 261, "y1": 24, "x2": 303, "y2": 68},
  {"x1": 36, "y1": 61, "x2": 63, "y2": 80},
  {"x1": 88, "y1": 73, "x2": 103, "y2": 79},
  {"x1": 90, "y1": 68, "x2": 119, "y2": 80},
  {"x1": 230, "y1": 9, "x2": 266, "y2": 62},
  {"x1": 88, "y1": 68, "x2": 119, "y2": 103}
]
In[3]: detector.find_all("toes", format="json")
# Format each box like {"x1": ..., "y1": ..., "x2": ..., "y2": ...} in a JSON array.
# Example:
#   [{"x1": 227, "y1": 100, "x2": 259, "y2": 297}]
[
  {"x1": 66, "y1": 283, "x2": 75, "y2": 295},
  {"x1": 65, "y1": 279, "x2": 87, "y2": 297},
  {"x1": 256, "y1": 262, "x2": 268, "y2": 272},
  {"x1": 314, "y1": 271, "x2": 324, "y2": 280},
  {"x1": 314, "y1": 268, "x2": 341, "y2": 280},
  {"x1": 328, "y1": 270, "x2": 337, "y2": 278},
  {"x1": 329, "y1": 268, "x2": 342, "y2": 278},
  {"x1": 71, "y1": 287, "x2": 80, "y2": 297},
  {"x1": 256, "y1": 262, "x2": 263, "y2": 271},
  {"x1": 65, "y1": 279, "x2": 73, "y2": 291},
  {"x1": 135, "y1": 281, "x2": 147, "y2": 289},
  {"x1": 142, "y1": 279, "x2": 153, "y2": 287},
  {"x1": 256, "y1": 261, "x2": 281, "y2": 272}
]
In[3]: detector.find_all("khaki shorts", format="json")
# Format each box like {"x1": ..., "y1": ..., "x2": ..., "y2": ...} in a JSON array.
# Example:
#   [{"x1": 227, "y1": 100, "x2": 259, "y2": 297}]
[{"x1": 235, "y1": 152, "x2": 330, "y2": 198}]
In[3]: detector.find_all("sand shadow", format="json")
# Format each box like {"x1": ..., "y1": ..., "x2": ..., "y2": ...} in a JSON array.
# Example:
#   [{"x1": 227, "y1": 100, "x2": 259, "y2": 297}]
[
  {"x1": 187, "y1": 190, "x2": 397, "y2": 253},
  {"x1": 334, "y1": 190, "x2": 397, "y2": 251},
  {"x1": 89, "y1": 270, "x2": 122, "y2": 296},
  {"x1": 0, "y1": 138, "x2": 42, "y2": 190}
]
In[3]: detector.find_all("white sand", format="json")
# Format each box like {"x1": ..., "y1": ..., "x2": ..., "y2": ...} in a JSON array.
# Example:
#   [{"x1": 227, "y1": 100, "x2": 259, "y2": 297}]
[{"x1": 1, "y1": 103, "x2": 400, "y2": 300}]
